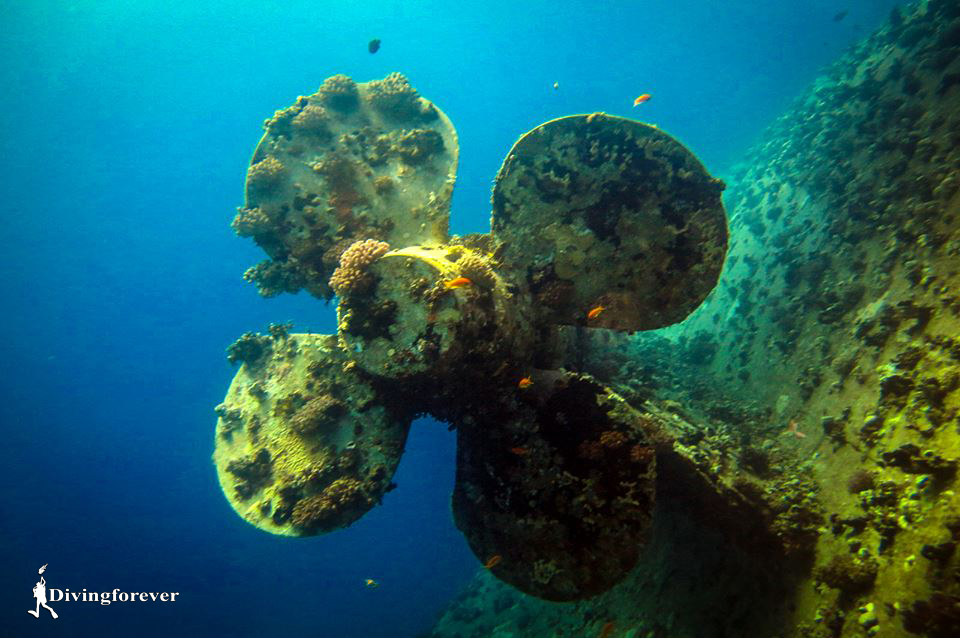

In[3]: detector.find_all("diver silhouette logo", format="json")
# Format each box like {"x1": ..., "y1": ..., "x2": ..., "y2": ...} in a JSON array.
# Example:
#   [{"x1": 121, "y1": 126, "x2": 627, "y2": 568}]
[{"x1": 28, "y1": 564, "x2": 58, "y2": 619}]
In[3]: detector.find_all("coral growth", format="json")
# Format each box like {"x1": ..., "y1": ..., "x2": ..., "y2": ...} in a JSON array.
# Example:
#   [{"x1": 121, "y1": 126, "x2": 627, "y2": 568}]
[
  {"x1": 262, "y1": 99, "x2": 306, "y2": 133},
  {"x1": 231, "y1": 207, "x2": 272, "y2": 238},
  {"x1": 291, "y1": 104, "x2": 329, "y2": 134},
  {"x1": 328, "y1": 239, "x2": 390, "y2": 296},
  {"x1": 226, "y1": 448, "x2": 273, "y2": 500},
  {"x1": 394, "y1": 129, "x2": 444, "y2": 165},
  {"x1": 340, "y1": 297, "x2": 398, "y2": 341},
  {"x1": 268, "y1": 322, "x2": 293, "y2": 340},
  {"x1": 317, "y1": 74, "x2": 359, "y2": 111},
  {"x1": 215, "y1": 403, "x2": 244, "y2": 439},
  {"x1": 374, "y1": 175, "x2": 394, "y2": 195},
  {"x1": 367, "y1": 72, "x2": 422, "y2": 119},
  {"x1": 814, "y1": 552, "x2": 878, "y2": 595},
  {"x1": 290, "y1": 477, "x2": 372, "y2": 532},
  {"x1": 290, "y1": 395, "x2": 347, "y2": 436},
  {"x1": 767, "y1": 476, "x2": 824, "y2": 557},
  {"x1": 901, "y1": 592, "x2": 960, "y2": 637},
  {"x1": 246, "y1": 155, "x2": 285, "y2": 193},
  {"x1": 846, "y1": 469, "x2": 875, "y2": 494},
  {"x1": 226, "y1": 332, "x2": 273, "y2": 366},
  {"x1": 243, "y1": 259, "x2": 306, "y2": 297},
  {"x1": 309, "y1": 152, "x2": 365, "y2": 222},
  {"x1": 311, "y1": 151, "x2": 356, "y2": 183},
  {"x1": 455, "y1": 252, "x2": 497, "y2": 289},
  {"x1": 599, "y1": 430, "x2": 628, "y2": 448},
  {"x1": 577, "y1": 440, "x2": 603, "y2": 461}
]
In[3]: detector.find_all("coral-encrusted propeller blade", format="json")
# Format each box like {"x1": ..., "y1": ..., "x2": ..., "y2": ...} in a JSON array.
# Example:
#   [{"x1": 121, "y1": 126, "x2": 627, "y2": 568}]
[
  {"x1": 491, "y1": 114, "x2": 727, "y2": 331},
  {"x1": 236, "y1": 73, "x2": 459, "y2": 300},
  {"x1": 451, "y1": 370, "x2": 657, "y2": 601},
  {"x1": 213, "y1": 334, "x2": 413, "y2": 536}
]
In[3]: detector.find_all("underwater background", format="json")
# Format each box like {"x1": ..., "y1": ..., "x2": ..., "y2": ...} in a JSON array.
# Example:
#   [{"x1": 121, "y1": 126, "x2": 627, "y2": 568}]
[{"x1": 0, "y1": 1, "x2": 932, "y2": 636}]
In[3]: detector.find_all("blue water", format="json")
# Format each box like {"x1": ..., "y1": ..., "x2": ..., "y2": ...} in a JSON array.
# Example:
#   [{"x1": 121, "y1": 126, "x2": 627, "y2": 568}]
[{"x1": 0, "y1": 1, "x2": 905, "y2": 636}]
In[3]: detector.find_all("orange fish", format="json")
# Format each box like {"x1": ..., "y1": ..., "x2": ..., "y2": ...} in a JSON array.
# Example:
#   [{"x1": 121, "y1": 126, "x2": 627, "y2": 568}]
[
  {"x1": 598, "y1": 621, "x2": 616, "y2": 638},
  {"x1": 587, "y1": 305, "x2": 606, "y2": 320},
  {"x1": 785, "y1": 419, "x2": 806, "y2": 439},
  {"x1": 445, "y1": 276, "x2": 473, "y2": 289},
  {"x1": 633, "y1": 94, "x2": 652, "y2": 106},
  {"x1": 518, "y1": 376, "x2": 533, "y2": 389},
  {"x1": 509, "y1": 446, "x2": 529, "y2": 456},
  {"x1": 483, "y1": 555, "x2": 502, "y2": 569}
]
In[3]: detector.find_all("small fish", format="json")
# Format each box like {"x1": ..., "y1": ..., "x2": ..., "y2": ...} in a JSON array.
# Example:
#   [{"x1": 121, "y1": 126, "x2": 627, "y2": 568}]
[
  {"x1": 833, "y1": 10, "x2": 848, "y2": 23},
  {"x1": 587, "y1": 305, "x2": 606, "y2": 320},
  {"x1": 598, "y1": 621, "x2": 616, "y2": 638},
  {"x1": 509, "y1": 446, "x2": 529, "y2": 456},
  {"x1": 483, "y1": 555, "x2": 502, "y2": 569},
  {"x1": 553, "y1": 81, "x2": 560, "y2": 90},
  {"x1": 368, "y1": 39, "x2": 381, "y2": 54},
  {"x1": 785, "y1": 419, "x2": 806, "y2": 439},
  {"x1": 445, "y1": 276, "x2": 473, "y2": 289},
  {"x1": 364, "y1": 578, "x2": 379, "y2": 588},
  {"x1": 518, "y1": 376, "x2": 533, "y2": 389},
  {"x1": 633, "y1": 93, "x2": 652, "y2": 107}
]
